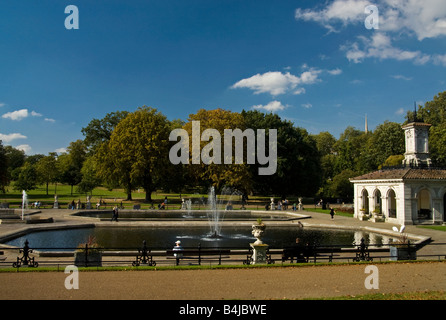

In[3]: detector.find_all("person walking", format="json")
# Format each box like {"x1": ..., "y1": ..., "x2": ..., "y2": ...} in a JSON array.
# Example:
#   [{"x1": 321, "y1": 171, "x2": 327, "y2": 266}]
[
  {"x1": 329, "y1": 207, "x2": 336, "y2": 219},
  {"x1": 111, "y1": 206, "x2": 119, "y2": 222}
]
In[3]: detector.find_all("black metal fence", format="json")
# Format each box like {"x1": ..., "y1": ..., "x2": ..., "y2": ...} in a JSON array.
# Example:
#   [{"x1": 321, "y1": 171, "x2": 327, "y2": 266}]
[{"x1": 1, "y1": 239, "x2": 445, "y2": 269}]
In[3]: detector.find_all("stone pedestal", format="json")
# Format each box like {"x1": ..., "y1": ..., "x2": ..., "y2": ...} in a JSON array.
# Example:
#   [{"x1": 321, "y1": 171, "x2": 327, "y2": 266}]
[
  {"x1": 86, "y1": 196, "x2": 92, "y2": 209},
  {"x1": 53, "y1": 195, "x2": 59, "y2": 209},
  {"x1": 250, "y1": 243, "x2": 269, "y2": 264}
]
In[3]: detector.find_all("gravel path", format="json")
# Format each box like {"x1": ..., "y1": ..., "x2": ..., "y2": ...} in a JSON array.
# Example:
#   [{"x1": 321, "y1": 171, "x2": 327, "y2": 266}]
[{"x1": 0, "y1": 262, "x2": 444, "y2": 300}]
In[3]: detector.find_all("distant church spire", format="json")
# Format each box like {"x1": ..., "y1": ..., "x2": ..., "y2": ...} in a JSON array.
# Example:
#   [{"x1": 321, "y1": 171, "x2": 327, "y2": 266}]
[{"x1": 365, "y1": 114, "x2": 368, "y2": 133}]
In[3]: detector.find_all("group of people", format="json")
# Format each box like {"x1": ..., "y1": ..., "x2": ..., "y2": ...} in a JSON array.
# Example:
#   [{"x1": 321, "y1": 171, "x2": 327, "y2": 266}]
[
  {"x1": 69, "y1": 199, "x2": 83, "y2": 210},
  {"x1": 32, "y1": 201, "x2": 42, "y2": 209},
  {"x1": 266, "y1": 198, "x2": 290, "y2": 211}
]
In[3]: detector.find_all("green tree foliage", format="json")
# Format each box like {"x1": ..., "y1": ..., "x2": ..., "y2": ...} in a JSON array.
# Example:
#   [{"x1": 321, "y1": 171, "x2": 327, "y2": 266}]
[
  {"x1": 13, "y1": 162, "x2": 38, "y2": 192},
  {"x1": 326, "y1": 169, "x2": 356, "y2": 200},
  {"x1": 58, "y1": 140, "x2": 87, "y2": 195},
  {"x1": 242, "y1": 110, "x2": 321, "y2": 197},
  {"x1": 4, "y1": 145, "x2": 25, "y2": 182},
  {"x1": 368, "y1": 121, "x2": 405, "y2": 168},
  {"x1": 0, "y1": 141, "x2": 8, "y2": 193},
  {"x1": 429, "y1": 124, "x2": 446, "y2": 166},
  {"x1": 35, "y1": 153, "x2": 59, "y2": 195},
  {"x1": 333, "y1": 126, "x2": 368, "y2": 174},
  {"x1": 380, "y1": 155, "x2": 405, "y2": 168},
  {"x1": 77, "y1": 156, "x2": 101, "y2": 195},
  {"x1": 95, "y1": 106, "x2": 171, "y2": 201},
  {"x1": 312, "y1": 131, "x2": 337, "y2": 184},
  {"x1": 81, "y1": 111, "x2": 129, "y2": 153},
  {"x1": 407, "y1": 91, "x2": 446, "y2": 166},
  {"x1": 313, "y1": 131, "x2": 336, "y2": 157},
  {"x1": 183, "y1": 108, "x2": 252, "y2": 193}
]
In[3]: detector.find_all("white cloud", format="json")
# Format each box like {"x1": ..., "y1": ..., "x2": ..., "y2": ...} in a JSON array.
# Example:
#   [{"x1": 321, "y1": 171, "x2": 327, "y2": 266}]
[
  {"x1": 252, "y1": 101, "x2": 287, "y2": 113},
  {"x1": 54, "y1": 147, "x2": 67, "y2": 154},
  {"x1": 231, "y1": 68, "x2": 328, "y2": 96},
  {"x1": 296, "y1": 0, "x2": 446, "y2": 40},
  {"x1": 433, "y1": 53, "x2": 446, "y2": 66},
  {"x1": 342, "y1": 33, "x2": 431, "y2": 64},
  {"x1": 0, "y1": 103, "x2": 5, "y2": 107},
  {"x1": 2, "y1": 108, "x2": 43, "y2": 121},
  {"x1": 293, "y1": 87, "x2": 306, "y2": 95},
  {"x1": 295, "y1": 0, "x2": 371, "y2": 32},
  {"x1": 15, "y1": 144, "x2": 32, "y2": 154},
  {"x1": 391, "y1": 74, "x2": 413, "y2": 81},
  {"x1": 2, "y1": 109, "x2": 29, "y2": 121},
  {"x1": 301, "y1": 103, "x2": 313, "y2": 109},
  {"x1": 232, "y1": 71, "x2": 301, "y2": 95},
  {"x1": 328, "y1": 68, "x2": 343, "y2": 75},
  {"x1": 0, "y1": 133, "x2": 27, "y2": 143},
  {"x1": 296, "y1": 0, "x2": 446, "y2": 66},
  {"x1": 44, "y1": 118, "x2": 56, "y2": 123},
  {"x1": 395, "y1": 107, "x2": 405, "y2": 115}
]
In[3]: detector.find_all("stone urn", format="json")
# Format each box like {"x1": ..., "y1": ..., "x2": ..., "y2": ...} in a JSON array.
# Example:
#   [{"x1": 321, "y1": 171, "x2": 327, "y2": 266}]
[
  {"x1": 252, "y1": 223, "x2": 266, "y2": 245},
  {"x1": 250, "y1": 221, "x2": 268, "y2": 264}
]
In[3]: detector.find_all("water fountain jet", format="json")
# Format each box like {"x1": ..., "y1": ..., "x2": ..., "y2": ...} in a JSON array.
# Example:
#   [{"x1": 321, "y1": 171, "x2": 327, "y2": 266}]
[{"x1": 21, "y1": 190, "x2": 28, "y2": 220}]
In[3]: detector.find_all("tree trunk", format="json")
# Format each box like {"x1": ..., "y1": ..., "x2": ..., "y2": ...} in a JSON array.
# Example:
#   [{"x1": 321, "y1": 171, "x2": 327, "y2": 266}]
[
  {"x1": 125, "y1": 181, "x2": 132, "y2": 201},
  {"x1": 145, "y1": 189, "x2": 153, "y2": 202}
]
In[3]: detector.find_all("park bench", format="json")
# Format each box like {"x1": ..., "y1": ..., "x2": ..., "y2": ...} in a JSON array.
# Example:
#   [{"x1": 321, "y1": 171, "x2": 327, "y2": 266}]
[
  {"x1": 166, "y1": 248, "x2": 231, "y2": 266},
  {"x1": 282, "y1": 239, "x2": 392, "y2": 263},
  {"x1": 281, "y1": 245, "x2": 341, "y2": 263}
]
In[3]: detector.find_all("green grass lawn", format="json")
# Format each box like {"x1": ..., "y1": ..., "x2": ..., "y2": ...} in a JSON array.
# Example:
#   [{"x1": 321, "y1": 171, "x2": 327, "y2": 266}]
[
  {"x1": 0, "y1": 183, "x2": 284, "y2": 210},
  {"x1": 303, "y1": 207, "x2": 354, "y2": 218},
  {"x1": 417, "y1": 225, "x2": 446, "y2": 232}
]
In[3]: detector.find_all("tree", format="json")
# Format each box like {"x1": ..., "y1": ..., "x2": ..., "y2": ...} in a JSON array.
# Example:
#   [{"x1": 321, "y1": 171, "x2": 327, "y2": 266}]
[
  {"x1": 96, "y1": 106, "x2": 171, "y2": 201},
  {"x1": 407, "y1": 91, "x2": 446, "y2": 166},
  {"x1": 380, "y1": 155, "x2": 405, "y2": 168},
  {"x1": 13, "y1": 162, "x2": 38, "y2": 192},
  {"x1": 242, "y1": 110, "x2": 321, "y2": 197},
  {"x1": 77, "y1": 156, "x2": 101, "y2": 195},
  {"x1": 409, "y1": 91, "x2": 446, "y2": 126},
  {"x1": 313, "y1": 131, "x2": 337, "y2": 186},
  {"x1": 81, "y1": 111, "x2": 129, "y2": 153},
  {"x1": 313, "y1": 131, "x2": 336, "y2": 157},
  {"x1": 333, "y1": 126, "x2": 370, "y2": 174},
  {"x1": 0, "y1": 141, "x2": 8, "y2": 193},
  {"x1": 58, "y1": 140, "x2": 87, "y2": 195},
  {"x1": 327, "y1": 169, "x2": 356, "y2": 201},
  {"x1": 183, "y1": 108, "x2": 252, "y2": 193},
  {"x1": 35, "y1": 153, "x2": 59, "y2": 195},
  {"x1": 4, "y1": 145, "x2": 25, "y2": 183},
  {"x1": 368, "y1": 121, "x2": 405, "y2": 168}
]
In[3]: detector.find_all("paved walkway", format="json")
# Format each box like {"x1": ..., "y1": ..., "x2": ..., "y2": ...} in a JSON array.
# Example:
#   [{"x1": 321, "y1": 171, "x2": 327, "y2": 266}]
[{"x1": 0, "y1": 262, "x2": 444, "y2": 300}]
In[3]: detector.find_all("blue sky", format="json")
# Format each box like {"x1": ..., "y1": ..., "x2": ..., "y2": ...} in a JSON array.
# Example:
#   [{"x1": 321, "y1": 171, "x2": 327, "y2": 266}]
[{"x1": 1, "y1": 0, "x2": 445, "y2": 155}]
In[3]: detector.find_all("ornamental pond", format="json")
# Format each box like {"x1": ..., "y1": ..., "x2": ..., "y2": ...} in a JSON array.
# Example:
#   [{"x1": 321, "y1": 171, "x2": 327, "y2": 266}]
[{"x1": 4, "y1": 224, "x2": 392, "y2": 251}]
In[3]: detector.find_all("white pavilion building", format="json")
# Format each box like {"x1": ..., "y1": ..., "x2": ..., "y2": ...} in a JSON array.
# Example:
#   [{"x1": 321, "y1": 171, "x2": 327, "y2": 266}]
[{"x1": 350, "y1": 118, "x2": 446, "y2": 225}]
